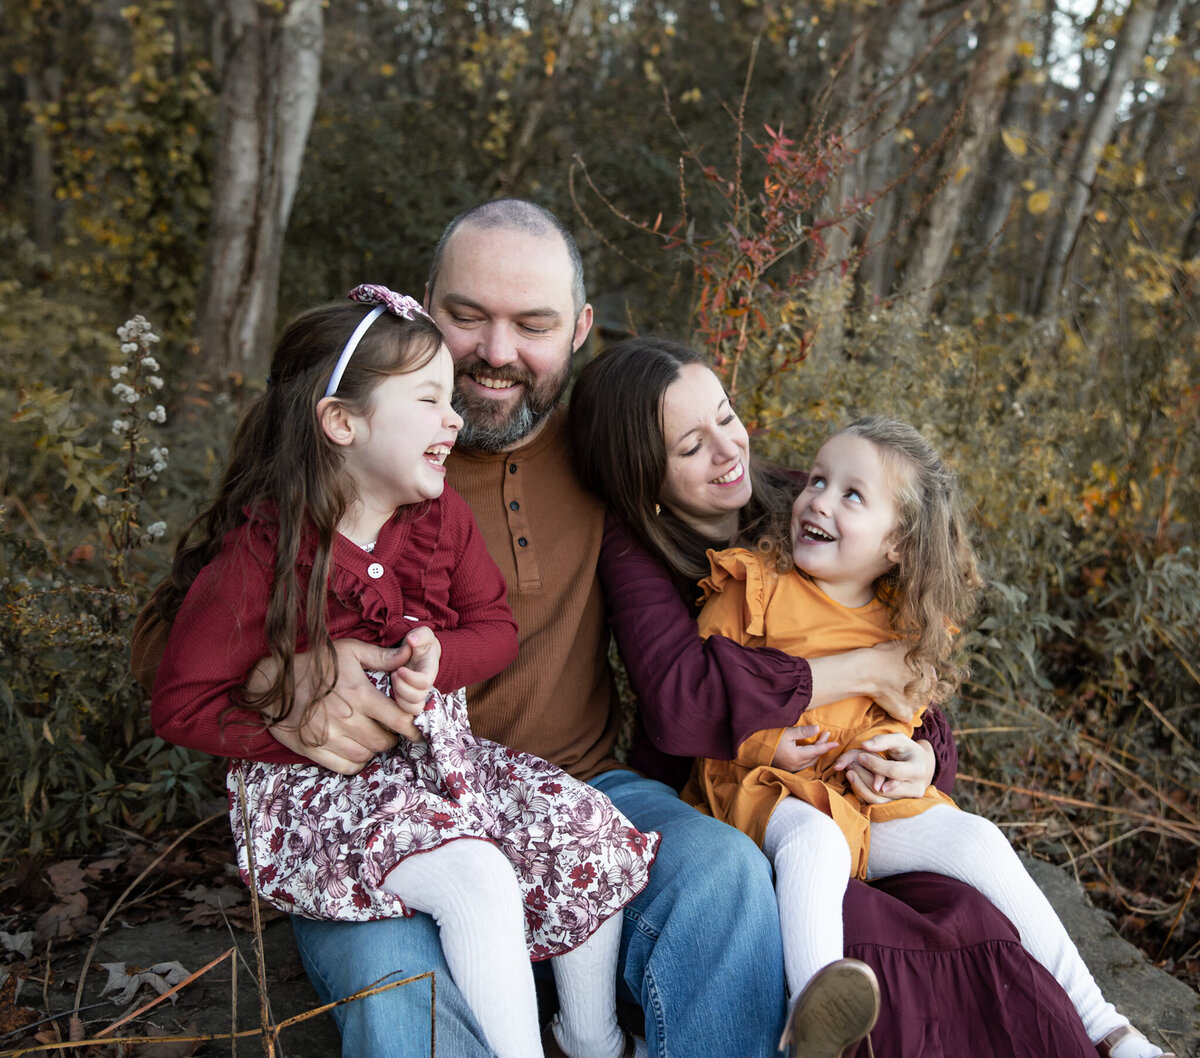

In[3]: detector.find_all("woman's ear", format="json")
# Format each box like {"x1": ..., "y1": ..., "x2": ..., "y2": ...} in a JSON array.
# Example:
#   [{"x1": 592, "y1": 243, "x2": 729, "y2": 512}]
[{"x1": 317, "y1": 396, "x2": 356, "y2": 447}]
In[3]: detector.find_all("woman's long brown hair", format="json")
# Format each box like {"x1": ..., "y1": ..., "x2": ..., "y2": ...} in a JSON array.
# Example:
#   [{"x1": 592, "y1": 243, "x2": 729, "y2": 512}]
[{"x1": 569, "y1": 336, "x2": 795, "y2": 595}]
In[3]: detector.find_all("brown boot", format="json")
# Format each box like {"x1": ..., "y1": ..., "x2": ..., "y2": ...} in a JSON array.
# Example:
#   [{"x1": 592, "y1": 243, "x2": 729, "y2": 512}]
[
  {"x1": 779, "y1": 959, "x2": 879, "y2": 1058},
  {"x1": 1096, "y1": 1024, "x2": 1176, "y2": 1058}
]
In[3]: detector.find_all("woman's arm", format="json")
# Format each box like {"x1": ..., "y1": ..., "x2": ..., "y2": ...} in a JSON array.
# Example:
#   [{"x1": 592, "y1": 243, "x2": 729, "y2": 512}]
[
  {"x1": 600, "y1": 513, "x2": 810, "y2": 760},
  {"x1": 600, "y1": 513, "x2": 956, "y2": 781}
]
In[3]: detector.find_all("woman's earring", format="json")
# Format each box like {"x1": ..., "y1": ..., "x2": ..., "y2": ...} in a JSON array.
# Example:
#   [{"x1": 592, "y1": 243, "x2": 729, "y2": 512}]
[{"x1": 654, "y1": 503, "x2": 661, "y2": 516}]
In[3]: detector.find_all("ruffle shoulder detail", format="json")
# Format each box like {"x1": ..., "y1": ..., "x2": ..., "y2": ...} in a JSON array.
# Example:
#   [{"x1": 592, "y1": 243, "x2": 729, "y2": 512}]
[{"x1": 700, "y1": 547, "x2": 775, "y2": 638}]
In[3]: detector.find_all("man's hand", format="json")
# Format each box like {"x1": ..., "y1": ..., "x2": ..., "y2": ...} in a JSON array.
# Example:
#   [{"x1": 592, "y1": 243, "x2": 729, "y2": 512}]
[
  {"x1": 250, "y1": 639, "x2": 424, "y2": 775},
  {"x1": 832, "y1": 734, "x2": 937, "y2": 804},
  {"x1": 770, "y1": 724, "x2": 840, "y2": 772}
]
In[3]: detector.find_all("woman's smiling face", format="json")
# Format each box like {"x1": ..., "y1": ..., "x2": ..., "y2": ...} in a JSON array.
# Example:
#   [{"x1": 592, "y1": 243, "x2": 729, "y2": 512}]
[{"x1": 659, "y1": 363, "x2": 753, "y2": 540}]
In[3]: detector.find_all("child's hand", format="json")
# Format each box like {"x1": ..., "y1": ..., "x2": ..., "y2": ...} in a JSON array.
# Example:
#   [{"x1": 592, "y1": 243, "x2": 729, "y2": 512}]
[
  {"x1": 833, "y1": 734, "x2": 936, "y2": 803},
  {"x1": 771, "y1": 724, "x2": 840, "y2": 772},
  {"x1": 390, "y1": 626, "x2": 442, "y2": 715}
]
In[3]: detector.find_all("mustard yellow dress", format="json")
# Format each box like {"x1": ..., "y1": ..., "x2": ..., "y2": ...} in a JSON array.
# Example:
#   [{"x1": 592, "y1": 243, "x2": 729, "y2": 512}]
[{"x1": 684, "y1": 548, "x2": 956, "y2": 878}]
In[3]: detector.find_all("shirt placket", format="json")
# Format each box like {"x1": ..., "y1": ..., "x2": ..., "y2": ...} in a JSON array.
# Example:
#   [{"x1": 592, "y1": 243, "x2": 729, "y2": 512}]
[{"x1": 502, "y1": 457, "x2": 542, "y2": 591}]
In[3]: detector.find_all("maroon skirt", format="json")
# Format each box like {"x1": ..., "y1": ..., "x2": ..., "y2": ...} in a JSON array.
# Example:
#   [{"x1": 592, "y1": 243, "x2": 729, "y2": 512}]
[{"x1": 843, "y1": 872, "x2": 1099, "y2": 1058}]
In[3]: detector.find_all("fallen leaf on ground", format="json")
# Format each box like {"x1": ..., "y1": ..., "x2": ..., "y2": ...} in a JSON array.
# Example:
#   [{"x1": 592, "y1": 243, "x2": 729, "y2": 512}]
[
  {"x1": 0, "y1": 930, "x2": 34, "y2": 959},
  {"x1": 100, "y1": 962, "x2": 191, "y2": 1006},
  {"x1": 34, "y1": 892, "x2": 96, "y2": 942}
]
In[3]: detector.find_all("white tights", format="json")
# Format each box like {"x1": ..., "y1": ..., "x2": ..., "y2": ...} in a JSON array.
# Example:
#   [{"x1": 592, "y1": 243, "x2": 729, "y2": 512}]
[
  {"x1": 762, "y1": 799, "x2": 1132, "y2": 1047},
  {"x1": 381, "y1": 838, "x2": 624, "y2": 1058}
]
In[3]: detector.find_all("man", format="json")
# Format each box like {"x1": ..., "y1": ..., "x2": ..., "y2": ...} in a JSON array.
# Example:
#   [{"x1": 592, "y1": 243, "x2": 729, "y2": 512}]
[{"x1": 135, "y1": 199, "x2": 790, "y2": 1057}]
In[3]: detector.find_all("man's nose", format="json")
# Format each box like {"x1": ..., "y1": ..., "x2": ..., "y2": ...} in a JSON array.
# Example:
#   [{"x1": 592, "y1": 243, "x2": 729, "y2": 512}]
[{"x1": 475, "y1": 325, "x2": 519, "y2": 369}]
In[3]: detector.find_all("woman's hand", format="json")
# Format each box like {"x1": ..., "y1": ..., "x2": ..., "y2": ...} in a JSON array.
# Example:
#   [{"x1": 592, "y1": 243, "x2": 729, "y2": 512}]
[
  {"x1": 771, "y1": 725, "x2": 840, "y2": 772},
  {"x1": 833, "y1": 734, "x2": 936, "y2": 804},
  {"x1": 250, "y1": 638, "x2": 425, "y2": 775},
  {"x1": 806, "y1": 639, "x2": 928, "y2": 724}
]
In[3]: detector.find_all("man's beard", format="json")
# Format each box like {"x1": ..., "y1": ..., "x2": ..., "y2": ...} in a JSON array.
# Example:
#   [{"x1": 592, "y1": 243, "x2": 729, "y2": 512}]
[{"x1": 452, "y1": 356, "x2": 571, "y2": 453}]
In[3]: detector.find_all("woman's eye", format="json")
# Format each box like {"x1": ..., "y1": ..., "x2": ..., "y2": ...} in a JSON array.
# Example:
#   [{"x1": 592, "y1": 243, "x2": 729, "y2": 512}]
[
  {"x1": 681, "y1": 442, "x2": 702, "y2": 457},
  {"x1": 719, "y1": 414, "x2": 736, "y2": 426}
]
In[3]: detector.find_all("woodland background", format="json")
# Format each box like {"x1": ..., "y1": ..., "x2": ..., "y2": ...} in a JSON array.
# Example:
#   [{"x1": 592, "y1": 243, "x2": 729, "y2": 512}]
[{"x1": 1, "y1": 0, "x2": 1198, "y2": 1007}]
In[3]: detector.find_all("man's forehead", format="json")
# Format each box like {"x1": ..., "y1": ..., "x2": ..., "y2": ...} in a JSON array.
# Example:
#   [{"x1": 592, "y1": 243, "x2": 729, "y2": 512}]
[{"x1": 443, "y1": 223, "x2": 569, "y2": 272}]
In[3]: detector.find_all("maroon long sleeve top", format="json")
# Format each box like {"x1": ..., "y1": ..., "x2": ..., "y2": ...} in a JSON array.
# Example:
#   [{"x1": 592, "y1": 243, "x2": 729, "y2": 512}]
[{"x1": 151, "y1": 487, "x2": 517, "y2": 764}]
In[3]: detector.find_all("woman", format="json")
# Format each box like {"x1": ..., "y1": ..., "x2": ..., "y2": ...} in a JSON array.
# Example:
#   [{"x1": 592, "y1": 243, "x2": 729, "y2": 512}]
[{"x1": 568, "y1": 335, "x2": 1101, "y2": 1058}]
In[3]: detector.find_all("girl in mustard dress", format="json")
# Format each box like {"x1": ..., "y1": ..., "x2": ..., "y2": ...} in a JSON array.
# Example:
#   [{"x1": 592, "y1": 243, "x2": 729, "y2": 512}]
[{"x1": 686, "y1": 416, "x2": 1169, "y2": 1058}]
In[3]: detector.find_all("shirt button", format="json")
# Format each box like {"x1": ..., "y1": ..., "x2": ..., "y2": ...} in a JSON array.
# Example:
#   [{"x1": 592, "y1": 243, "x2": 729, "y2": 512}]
[
  {"x1": 508, "y1": 463, "x2": 518, "y2": 474},
  {"x1": 367, "y1": 562, "x2": 385, "y2": 579},
  {"x1": 509, "y1": 501, "x2": 520, "y2": 511},
  {"x1": 517, "y1": 537, "x2": 528, "y2": 547}
]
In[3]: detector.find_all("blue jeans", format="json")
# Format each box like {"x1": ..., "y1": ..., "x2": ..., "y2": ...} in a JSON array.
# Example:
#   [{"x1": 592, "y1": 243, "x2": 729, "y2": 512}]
[{"x1": 292, "y1": 770, "x2": 787, "y2": 1058}]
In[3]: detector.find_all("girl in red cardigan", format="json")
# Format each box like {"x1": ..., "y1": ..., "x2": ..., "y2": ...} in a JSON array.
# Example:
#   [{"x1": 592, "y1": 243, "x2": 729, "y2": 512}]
[{"x1": 150, "y1": 286, "x2": 657, "y2": 1058}]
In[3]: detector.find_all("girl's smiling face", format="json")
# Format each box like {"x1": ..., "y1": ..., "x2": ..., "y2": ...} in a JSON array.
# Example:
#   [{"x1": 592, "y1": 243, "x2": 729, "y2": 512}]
[
  {"x1": 339, "y1": 344, "x2": 463, "y2": 520},
  {"x1": 791, "y1": 432, "x2": 904, "y2": 607},
  {"x1": 659, "y1": 363, "x2": 753, "y2": 540}
]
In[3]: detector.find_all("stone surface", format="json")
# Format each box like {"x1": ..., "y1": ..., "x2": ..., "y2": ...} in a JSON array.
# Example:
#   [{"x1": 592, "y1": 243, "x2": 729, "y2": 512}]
[
  {"x1": 33, "y1": 859, "x2": 1199, "y2": 1057},
  {"x1": 1025, "y1": 856, "x2": 1200, "y2": 1058}
]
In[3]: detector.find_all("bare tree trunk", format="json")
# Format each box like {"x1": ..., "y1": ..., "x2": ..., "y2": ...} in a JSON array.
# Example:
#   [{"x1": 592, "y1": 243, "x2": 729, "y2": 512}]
[
  {"x1": 901, "y1": 0, "x2": 1029, "y2": 317},
  {"x1": 491, "y1": 0, "x2": 594, "y2": 194},
  {"x1": 24, "y1": 69, "x2": 57, "y2": 255},
  {"x1": 1029, "y1": 0, "x2": 1161, "y2": 315},
  {"x1": 197, "y1": 0, "x2": 324, "y2": 379},
  {"x1": 856, "y1": 0, "x2": 925, "y2": 303}
]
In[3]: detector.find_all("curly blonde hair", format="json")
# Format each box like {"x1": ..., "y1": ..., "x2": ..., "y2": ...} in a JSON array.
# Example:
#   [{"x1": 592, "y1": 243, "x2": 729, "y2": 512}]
[{"x1": 759, "y1": 416, "x2": 983, "y2": 703}]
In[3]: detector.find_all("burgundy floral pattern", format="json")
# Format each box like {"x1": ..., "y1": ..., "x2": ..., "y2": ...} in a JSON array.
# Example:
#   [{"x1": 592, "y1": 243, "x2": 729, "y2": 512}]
[{"x1": 228, "y1": 682, "x2": 659, "y2": 958}]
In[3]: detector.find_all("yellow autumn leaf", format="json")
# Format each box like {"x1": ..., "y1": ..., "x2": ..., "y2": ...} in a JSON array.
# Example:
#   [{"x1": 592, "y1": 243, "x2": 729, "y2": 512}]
[
  {"x1": 1027, "y1": 190, "x2": 1052, "y2": 215},
  {"x1": 1001, "y1": 129, "x2": 1027, "y2": 157},
  {"x1": 954, "y1": 164, "x2": 971, "y2": 183},
  {"x1": 1016, "y1": 40, "x2": 1035, "y2": 58},
  {"x1": 1021, "y1": 178, "x2": 1036, "y2": 191}
]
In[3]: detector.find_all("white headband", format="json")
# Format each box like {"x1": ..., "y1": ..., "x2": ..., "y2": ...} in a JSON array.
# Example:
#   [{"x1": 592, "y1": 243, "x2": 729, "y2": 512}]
[{"x1": 324, "y1": 305, "x2": 386, "y2": 398}]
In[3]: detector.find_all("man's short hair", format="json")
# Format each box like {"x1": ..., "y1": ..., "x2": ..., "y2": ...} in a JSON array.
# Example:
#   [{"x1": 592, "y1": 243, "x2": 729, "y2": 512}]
[{"x1": 427, "y1": 199, "x2": 587, "y2": 316}]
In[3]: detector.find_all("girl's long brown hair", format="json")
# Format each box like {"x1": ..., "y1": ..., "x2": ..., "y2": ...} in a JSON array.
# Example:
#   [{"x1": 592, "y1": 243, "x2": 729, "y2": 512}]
[{"x1": 149, "y1": 301, "x2": 442, "y2": 729}]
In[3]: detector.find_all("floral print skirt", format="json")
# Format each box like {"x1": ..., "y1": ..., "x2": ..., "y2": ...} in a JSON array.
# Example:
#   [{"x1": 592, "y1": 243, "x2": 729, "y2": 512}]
[{"x1": 227, "y1": 685, "x2": 659, "y2": 959}]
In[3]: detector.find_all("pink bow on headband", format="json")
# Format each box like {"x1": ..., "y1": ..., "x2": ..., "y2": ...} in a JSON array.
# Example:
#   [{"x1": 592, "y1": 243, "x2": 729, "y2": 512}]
[
  {"x1": 324, "y1": 284, "x2": 435, "y2": 397},
  {"x1": 348, "y1": 283, "x2": 431, "y2": 322}
]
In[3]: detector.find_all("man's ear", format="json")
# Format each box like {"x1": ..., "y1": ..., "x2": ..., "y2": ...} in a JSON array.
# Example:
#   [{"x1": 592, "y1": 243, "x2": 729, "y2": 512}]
[
  {"x1": 317, "y1": 396, "x2": 356, "y2": 447},
  {"x1": 571, "y1": 302, "x2": 595, "y2": 353}
]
